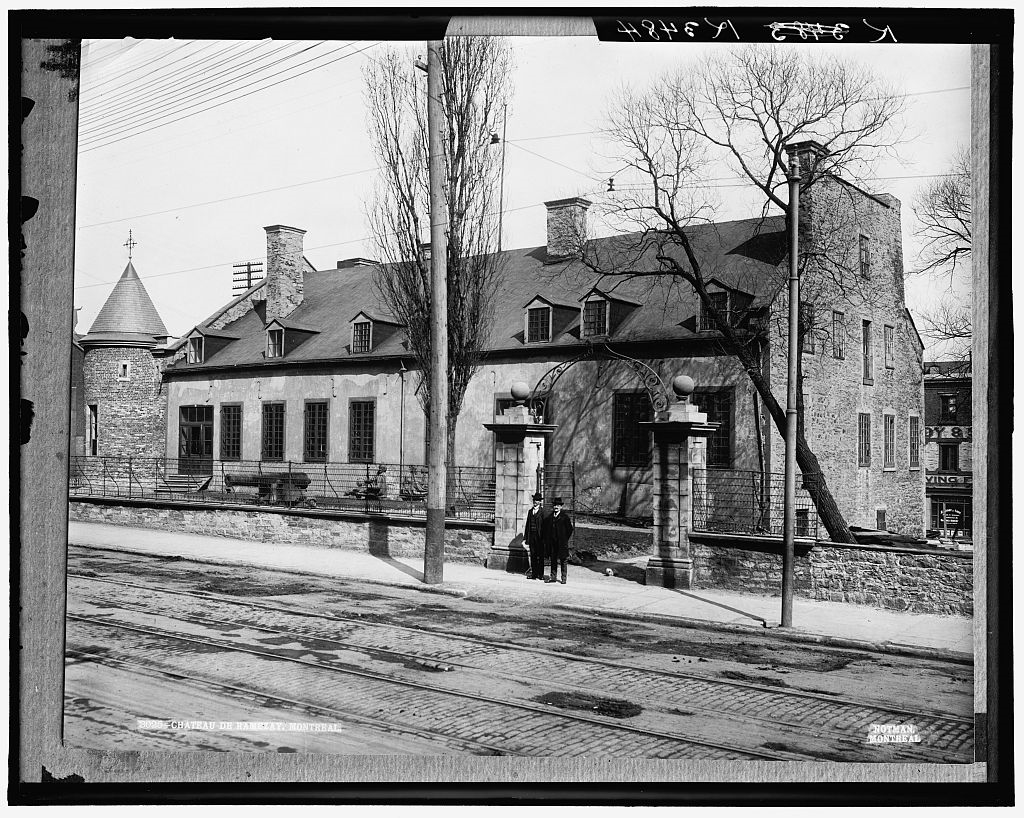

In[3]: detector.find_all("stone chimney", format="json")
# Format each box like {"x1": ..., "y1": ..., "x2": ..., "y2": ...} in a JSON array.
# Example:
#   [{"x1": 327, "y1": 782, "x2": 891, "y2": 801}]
[
  {"x1": 264, "y1": 225, "x2": 306, "y2": 323},
  {"x1": 544, "y1": 197, "x2": 591, "y2": 260},
  {"x1": 784, "y1": 140, "x2": 830, "y2": 179}
]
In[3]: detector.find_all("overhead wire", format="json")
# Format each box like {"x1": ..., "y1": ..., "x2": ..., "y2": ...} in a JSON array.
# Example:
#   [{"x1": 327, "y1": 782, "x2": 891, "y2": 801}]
[
  {"x1": 79, "y1": 41, "x2": 382, "y2": 154},
  {"x1": 79, "y1": 40, "x2": 291, "y2": 126},
  {"x1": 79, "y1": 41, "x2": 344, "y2": 145}
]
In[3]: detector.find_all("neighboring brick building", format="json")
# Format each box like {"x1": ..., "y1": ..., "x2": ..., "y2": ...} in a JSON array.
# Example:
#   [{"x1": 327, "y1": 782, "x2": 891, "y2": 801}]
[
  {"x1": 78, "y1": 259, "x2": 172, "y2": 464},
  {"x1": 923, "y1": 360, "x2": 972, "y2": 540},
  {"x1": 147, "y1": 140, "x2": 924, "y2": 536}
]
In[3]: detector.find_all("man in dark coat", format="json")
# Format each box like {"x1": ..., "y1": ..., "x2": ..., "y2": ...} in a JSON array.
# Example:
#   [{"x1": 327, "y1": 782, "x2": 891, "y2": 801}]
[
  {"x1": 523, "y1": 492, "x2": 546, "y2": 580},
  {"x1": 543, "y1": 496, "x2": 574, "y2": 584}
]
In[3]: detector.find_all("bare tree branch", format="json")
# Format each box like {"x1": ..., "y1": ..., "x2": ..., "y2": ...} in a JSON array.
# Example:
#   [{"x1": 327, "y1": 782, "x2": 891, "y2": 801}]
[{"x1": 364, "y1": 39, "x2": 512, "y2": 463}]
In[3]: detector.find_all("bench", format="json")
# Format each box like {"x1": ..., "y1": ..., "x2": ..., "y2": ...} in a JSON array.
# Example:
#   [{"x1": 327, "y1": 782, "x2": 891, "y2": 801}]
[{"x1": 224, "y1": 471, "x2": 311, "y2": 506}]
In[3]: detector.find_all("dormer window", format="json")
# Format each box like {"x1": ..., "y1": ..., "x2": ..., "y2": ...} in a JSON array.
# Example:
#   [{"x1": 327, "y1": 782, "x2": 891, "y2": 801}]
[
  {"x1": 187, "y1": 336, "x2": 204, "y2": 364},
  {"x1": 582, "y1": 298, "x2": 609, "y2": 338},
  {"x1": 352, "y1": 320, "x2": 372, "y2": 353},
  {"x1": 700, "y1": 291, "x2": 730, "y2": 331},
  {"x1": 267, "y1": 328, "x2": 284, "y2": 358},
  {"x1": 526, "y1": 306, "x2": 551, "y2": 343}
]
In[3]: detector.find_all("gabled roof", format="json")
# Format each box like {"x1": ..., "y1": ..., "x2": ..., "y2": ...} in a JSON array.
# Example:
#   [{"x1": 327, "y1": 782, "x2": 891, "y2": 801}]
[
  {"x1": 522, "y1": 293, "x2": 578, "y2": 311},
  {"x1": 165, "y1": 215, "x2": 788, "y2": 373},
  {"x1": 578, "y1": 285, "x2": 643, "y2": 307},
  {"x1": 189, "y1": 324, "x2": 242, "y2": 340},
  {"x1": 82, "y1": 261, "x2": 168, "y2": 345},
  {"x1": 266, "y1": 316, "x2": 320, "y2": 334},
  {"x1": 350, "y1": 310, "x2": 402, "y2": 325}
]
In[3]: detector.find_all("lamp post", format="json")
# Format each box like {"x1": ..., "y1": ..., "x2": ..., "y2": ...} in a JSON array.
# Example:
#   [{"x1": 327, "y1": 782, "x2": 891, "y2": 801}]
[{"x1": 781, "y1": 152, "x2": 801, "y2": 628}]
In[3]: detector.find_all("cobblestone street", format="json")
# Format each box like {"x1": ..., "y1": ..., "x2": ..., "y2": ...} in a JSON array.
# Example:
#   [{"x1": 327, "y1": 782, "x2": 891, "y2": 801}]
[{"x1": 65, "y1": 544, "x2": 974, "y2": 761}]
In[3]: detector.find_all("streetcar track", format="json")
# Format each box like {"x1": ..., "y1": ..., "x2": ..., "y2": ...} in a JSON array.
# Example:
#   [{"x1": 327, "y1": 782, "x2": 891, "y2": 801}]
[
  {"x1": 68, "y1": 585, "x2": 967, "y2": 757},
  {"x1": 65, "y1": 646, "x2": 514, "y2": 756},
  {"x1": 68, "y1": 612, "x2": 805, "y2": 761},
  {"x1": 67, "y1": 569, "x2": 974, "y2": 728}
]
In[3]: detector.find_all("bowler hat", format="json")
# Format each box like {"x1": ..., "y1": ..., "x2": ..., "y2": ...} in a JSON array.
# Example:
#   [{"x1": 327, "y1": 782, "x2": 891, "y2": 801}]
[
  {"x1": 532, "y1": 492, "x2": 543, "y2": 501},
  {"x1": 553, "y1": 496, "x2": 564, "y2": 505}
]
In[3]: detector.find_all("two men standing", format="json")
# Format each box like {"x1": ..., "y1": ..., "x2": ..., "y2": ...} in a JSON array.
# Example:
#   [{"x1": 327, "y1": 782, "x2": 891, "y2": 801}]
[{"x1": 523, "y1": 493, "x2": 574, "y2": 585}]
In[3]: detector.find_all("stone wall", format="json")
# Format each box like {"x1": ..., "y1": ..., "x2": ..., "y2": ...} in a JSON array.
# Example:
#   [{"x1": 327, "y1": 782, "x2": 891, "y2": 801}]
[
  {"x1": 69, "y1": 499, "x2": 493, "y2": 565},
  {"x1": 691, "y1": 534, "x2": 972, "y2": 616},
  {"x1": 764, "y1": 162, "x2": 926, "y2": 536},
  {"x1": 264, "y1": 225, "x2": 306, "y2": 323},
  {"x1": 83, "y1": 346, "x2": 166, "y2": 461}
]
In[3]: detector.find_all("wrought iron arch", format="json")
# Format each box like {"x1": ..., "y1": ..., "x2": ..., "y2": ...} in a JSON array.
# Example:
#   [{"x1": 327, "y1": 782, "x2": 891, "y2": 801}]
[{"x1": 527, "y1": 341, "x2": 672, "y2": 422}]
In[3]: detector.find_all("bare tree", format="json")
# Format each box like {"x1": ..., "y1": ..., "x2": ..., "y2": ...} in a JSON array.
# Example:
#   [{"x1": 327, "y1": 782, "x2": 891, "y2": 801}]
[
  {"x1": 364, "y1": 39, "x2": 512, "y2": 464},
  {"x1": 579, "y1": 46, "x2": 907, "y2": 543},
  {"x1": 911, "y1": 147, "x2": 971, "y2": 356}
]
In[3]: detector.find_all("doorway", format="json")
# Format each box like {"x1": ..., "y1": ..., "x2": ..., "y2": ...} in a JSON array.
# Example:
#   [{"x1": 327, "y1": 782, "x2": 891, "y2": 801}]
[{"x1": 179, "y1": 405, "x2": 214, "y2": 475}]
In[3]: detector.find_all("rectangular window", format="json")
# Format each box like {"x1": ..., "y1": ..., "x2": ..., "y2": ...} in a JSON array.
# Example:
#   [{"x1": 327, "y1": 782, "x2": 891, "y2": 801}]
[
  {"x1": 939, "y1": 394, "x2": 958, "y2": 423},
  {"x1": 859, "y1": 234, "x2": 871, "y2": 277},
  {"x1": 884, "y1": 325, "x2": 895, "y2": 369},
  {"x1": 526, "y1": 307, "x2": 551, "y2": 343},
  {"x1": 304, "y1": 401, "x2": 329, "y2": 462},
  {"x1": 858, "y1": 412, "x2": 871, "y2": 467},
  {"x1": 939, "y1": 443, "x2": 960, "y2": 472},
  {"x1": 612, "y1": 392, "x2": 652, "y2": 467},
  {"x1": 862, "y1": 320, "x2": 873, "y2": 382},
  {"x1": 187, "y1": 336, "x2": 204, "y2": 364},
  {"x1": 261, "y1": 402, "x2": 285, "y2": 461},
  {"x1": 582, "y1": 299, "x2": 608, "y2": 337},
  {"x1": 349, "y1": 399, "x2": 375, "y2": 463},
  {"x1": 799, "y1": 301, "x2": 815, "y2": 355},
  {"x1": 876, "y1": 509, "x2": 887, "y2": 530},
  {"x1": 267, "y1": 328, "x2": 284, "y2": 358},
  {"x1": 832, "y1": 311, "x2": 846, "y2": 359},
  {"x1": 700, "y1": 291, "x2": 729, "y2": 331},
  {"x1": 693, "y1": 389, "x2": 733, "y2": 468},
  {"x1": 87, "y1": 404, "x2": 98, "y2": 456},
  {"x1": 883, "y1": 413, "x2": 895, "y2": 468},
  {"x1": 220, "y1": 404, "x2": 242, "y2": 461},
  {"x1": 352, "y1": 321, "x2": 372, "y2": 353},
  {"x1": 909, "y1": 416, "x2": 921, "y2": 469},
  {"x1": 795, "y1": 509, "x2": 812, "y2": 538}
]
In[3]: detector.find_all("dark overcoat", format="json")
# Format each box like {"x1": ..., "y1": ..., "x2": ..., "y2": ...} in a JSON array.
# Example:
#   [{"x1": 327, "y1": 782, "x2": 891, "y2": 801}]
[
  {"x1": 523, "y1": 506, "x2": 546, "y2": 551},
  {"x1": 544, "y1": 510, "x2": 574, "y2": 560}
]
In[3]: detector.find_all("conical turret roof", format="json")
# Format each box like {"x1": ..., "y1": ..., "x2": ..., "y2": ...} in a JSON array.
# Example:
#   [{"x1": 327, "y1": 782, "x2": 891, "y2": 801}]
[{"x1": 81, "y1": 261, "x2": 168, "y2": 347}]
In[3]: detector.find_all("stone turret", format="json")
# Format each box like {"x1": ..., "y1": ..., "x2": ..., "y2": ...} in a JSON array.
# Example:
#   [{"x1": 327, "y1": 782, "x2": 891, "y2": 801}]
[{"x1": 79, "y1": 259, "x2": 169, "y2": 460}]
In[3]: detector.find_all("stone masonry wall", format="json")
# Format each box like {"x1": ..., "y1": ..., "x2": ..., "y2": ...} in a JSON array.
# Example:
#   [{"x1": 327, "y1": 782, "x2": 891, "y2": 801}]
[
  {"x1": 83, "y1": 346, "x2": 166, "y2": 461},
  {"x1": 692, "y1": 536, "x2": 971, "y2": 616},
  {"x1": 265, "y1": 226, "x2": 306, "y2": 323},
  {"x1": 766, "y1": 166, "x2": 925, "y2": 536},
  {"x1": 69, "y1": 499, "x2": 492, "y2": 564}
]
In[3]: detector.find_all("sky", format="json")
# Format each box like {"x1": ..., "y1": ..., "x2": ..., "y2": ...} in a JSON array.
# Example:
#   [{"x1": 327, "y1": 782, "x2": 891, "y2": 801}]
[{"x1": 71, "y1": 34, "x2": 972, "y2": 357}]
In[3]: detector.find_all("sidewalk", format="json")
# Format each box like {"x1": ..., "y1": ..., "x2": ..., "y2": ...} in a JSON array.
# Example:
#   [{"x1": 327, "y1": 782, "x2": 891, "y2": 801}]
[{"x1": 67, "y1": 521, "x2": 973, "y2": 661}]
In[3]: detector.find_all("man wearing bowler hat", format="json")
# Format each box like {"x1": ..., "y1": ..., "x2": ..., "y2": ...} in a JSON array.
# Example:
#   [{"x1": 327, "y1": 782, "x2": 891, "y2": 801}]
[
  {"x1": 543, "y1": 496, "x2": 574, "y2": 584},
  {"x1": 523, "y1": 492, "x2": 547, "y2": 579}
]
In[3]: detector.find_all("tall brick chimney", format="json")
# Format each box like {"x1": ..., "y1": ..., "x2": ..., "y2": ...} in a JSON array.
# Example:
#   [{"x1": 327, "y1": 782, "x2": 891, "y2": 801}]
[
  {"x1": 264, "y1": 225, "x2": 306, "y2": 322},
  {"x1": 544, "y1": 197, "x2": 591, "y2": 260}
]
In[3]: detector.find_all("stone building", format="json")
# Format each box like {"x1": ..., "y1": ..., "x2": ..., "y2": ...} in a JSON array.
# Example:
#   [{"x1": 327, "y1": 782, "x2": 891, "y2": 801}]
[
  {"x1": 77, "y1": 259, "x2": 172, "y2": 464},
  {"x1": 148, "y1": 141, "x2": 924, "y2": 536},
  {"x1": 923, "y1": 360, "x2": 972, "y2": 540}
]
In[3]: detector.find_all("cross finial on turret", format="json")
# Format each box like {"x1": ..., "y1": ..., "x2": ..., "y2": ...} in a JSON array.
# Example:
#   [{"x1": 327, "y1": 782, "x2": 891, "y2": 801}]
[{"x1": 124, "y1": 229, "x2": 138, "y2": 261}]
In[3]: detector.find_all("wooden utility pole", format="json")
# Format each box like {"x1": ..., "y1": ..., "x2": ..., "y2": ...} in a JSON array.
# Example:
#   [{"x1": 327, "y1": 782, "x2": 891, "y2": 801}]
[
  {"x1": 423, "y1": 40, "x2": 448, "y2": 584},
  {"x1": 781, "y1": 152, "x2": 801, "y2": 628}
]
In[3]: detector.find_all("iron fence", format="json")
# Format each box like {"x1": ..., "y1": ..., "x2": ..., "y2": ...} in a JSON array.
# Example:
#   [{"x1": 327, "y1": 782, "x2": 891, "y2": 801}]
[
  {"x1": 69, "y1": 456, "x2": 495, "y2": 521},
  {"x1": 538, "y1": 463, "x2": 577, "y2": 514},
  {"x1": 692, "y1": 468, "x2": 822, "y2": 539}
]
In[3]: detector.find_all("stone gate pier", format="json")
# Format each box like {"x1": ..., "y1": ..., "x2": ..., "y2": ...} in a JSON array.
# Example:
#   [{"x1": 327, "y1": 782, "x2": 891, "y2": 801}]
[
  {"x1": 483, "y1": 382, "x2": 555, "y2": 572},
  {"x1": 641, "y1": 375, "x2": 717, "y2": 589}
]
